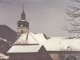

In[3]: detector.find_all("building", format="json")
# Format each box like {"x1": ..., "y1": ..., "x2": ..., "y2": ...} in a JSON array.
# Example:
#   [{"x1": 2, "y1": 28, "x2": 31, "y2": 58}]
[
  {"x1": 13, "y1": 32, "x2": 80, "y2": 60},
  {"x1": 7, "y1": 5, "x2": 53, "y2": 60},
  {"x1": 7, "y1": 45, "x2": 52, "y2": 60},
  {"x1": 7, "y1": 5, "x2": 80, "y2": 60},
  {"x1": 43, "y1": 37, "x2": 80, "y2": 60}
]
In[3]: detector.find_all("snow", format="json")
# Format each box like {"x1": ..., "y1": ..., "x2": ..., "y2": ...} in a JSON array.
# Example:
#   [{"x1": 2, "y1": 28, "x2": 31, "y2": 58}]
[
  {"x1": 12, "y1": 32, "x2": 80, "y2": 51},
  {"x1": 14, "y1": 32, "x2": 47, "y2": 44},
  {"x1": 7, "y1": 45, "x2": 41, "y2": 53},
  {"x1": 0, "y1": 53, "x2": 9, "y2": 59},
  {"x1": 42, "y1": 37, "x2": 80, "y2": 51},
  {"x1": 0, "y1": 53, "x2": 5, "y2": 57},
  {"x1": 4, "y1": 39, "x2": 7, "y2": 42},
  {"x1": 1, "y1": 56, "x2": 9, "y2": 59},
  {"x1": 0, "y1": 37, "x2": 7, "y2": 42},
  {"x1": 35, "y1": 33, "x2": 47, "y2": 44}
]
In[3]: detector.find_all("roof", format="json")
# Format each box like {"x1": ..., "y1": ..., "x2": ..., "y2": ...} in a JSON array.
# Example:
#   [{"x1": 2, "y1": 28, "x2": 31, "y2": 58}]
[
  {"x1": 0, "y1": 53, "x2": 9, "y2": 59},
  {"x1": 14, "y1": 32, "x2": 47, "y2": 45},
  {"x1": 13, "y1": 32, "x2": 80, "y2": 51},
  {"x1": 0, "y1": 53, "x2": 5, "y2": 57},
  {"x1": 42, "y1": 37, "x2": 80, "y2": 51},
  {"x1": 7, "y1": 45, "x2": 42, "y2": 53}
]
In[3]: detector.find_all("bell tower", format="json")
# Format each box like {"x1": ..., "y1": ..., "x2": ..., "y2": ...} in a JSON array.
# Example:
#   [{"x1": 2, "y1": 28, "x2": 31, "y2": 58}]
[{"x1": 17, "y1": 4, "x2": 29, "y2": 38}]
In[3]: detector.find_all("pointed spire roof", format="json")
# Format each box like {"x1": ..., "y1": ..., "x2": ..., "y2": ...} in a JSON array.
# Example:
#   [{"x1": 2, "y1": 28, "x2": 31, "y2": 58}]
[{"x1": 21, "y1": 4, "x2": 26, "y2": 20}]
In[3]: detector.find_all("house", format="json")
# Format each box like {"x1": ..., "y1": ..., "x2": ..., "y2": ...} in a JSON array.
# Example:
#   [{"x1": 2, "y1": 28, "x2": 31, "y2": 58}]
[
  {"x1": 42, "y1": 37, "x2": 80, "y2": 60},
  {"x1": 7, "y1": 45, "x2": 53, "y2": 60}
]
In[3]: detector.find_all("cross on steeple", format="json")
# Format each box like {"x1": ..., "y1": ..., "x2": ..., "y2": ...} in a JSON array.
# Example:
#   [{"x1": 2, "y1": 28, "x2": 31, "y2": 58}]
[{"x1": 23, "y1": 3, "x2": 25, "y2": 12}]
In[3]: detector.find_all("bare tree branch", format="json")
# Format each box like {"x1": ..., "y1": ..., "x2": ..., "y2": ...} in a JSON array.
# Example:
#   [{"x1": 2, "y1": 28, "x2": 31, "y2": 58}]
[
  {"x1": 70, "y1": 0, "x2": 80, "y2": 2},
  {"x1": 64, "y1": 17, "x2": 75, "y2": 21},
  {"x1": 64, "y1": 0, "x2": 80, "y2": 37},
  {"x1": 68, "y1": 5, "x2": 80, "y2": 12}
]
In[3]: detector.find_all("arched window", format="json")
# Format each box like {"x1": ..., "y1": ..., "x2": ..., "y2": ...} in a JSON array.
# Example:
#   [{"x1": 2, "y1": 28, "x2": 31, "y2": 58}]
[{"x1": 21, "y1": 30, "x2": 23, "y2": 34}]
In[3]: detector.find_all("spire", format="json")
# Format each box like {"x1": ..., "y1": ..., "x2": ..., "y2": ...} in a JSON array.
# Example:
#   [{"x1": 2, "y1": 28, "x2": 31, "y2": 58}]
[
  {"x1": 21, "y1": 4, "x2": 26, "y2": 20},
  {"x1": 23, "y1": 3, "x2": 24, "y2": 12}
]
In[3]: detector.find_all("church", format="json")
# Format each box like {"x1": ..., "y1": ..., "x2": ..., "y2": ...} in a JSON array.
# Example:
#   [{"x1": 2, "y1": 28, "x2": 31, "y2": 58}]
[
  {"x1": 7, "y1": 5, "x2": 80, "y2": 60},
  {"x1": 7, "y1": 5, "x2": 53, "y2": 60}
]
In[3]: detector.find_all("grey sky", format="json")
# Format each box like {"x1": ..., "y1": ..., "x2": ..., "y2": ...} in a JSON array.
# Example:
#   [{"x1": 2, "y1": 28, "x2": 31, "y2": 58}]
[{"x1": 0, "y1": 0, "x2": 77, "y2": 37}]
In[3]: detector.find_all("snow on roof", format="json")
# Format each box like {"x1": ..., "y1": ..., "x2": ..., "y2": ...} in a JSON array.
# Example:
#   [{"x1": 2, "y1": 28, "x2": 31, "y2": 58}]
[
  {"x1": 0, "y1": 37, "x2": 8, "y2": 42},
  {"x1": 0, "y1": 53, "x2": 5, "y2": 57},
  {"x1": 7, "y1": 45, "x2": 42, "y2": 53},
  {"x1": 14, "y1": 32, "x2": 47, "y2": 45},
  {"x1": 13, "y1": 33, "x2": 80, "y2": 52},
  {"x1": 34, "y1": 33, "x2": 47, "y2": 43},
  {"x1": 42, "y1": 37, "x2": 80, "y2": 51},
  {"x1": 0, "y1": 56, "x2": 9, "y2": 59},
  {"x1": 0, "y1": 53, "x2": 9, "y2": 59}
]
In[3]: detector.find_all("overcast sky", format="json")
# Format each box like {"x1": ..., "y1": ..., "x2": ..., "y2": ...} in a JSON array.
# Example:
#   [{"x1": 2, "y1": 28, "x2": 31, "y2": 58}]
[{"x1": 0, "y1": 0, "x2": 78, "y2": 37}]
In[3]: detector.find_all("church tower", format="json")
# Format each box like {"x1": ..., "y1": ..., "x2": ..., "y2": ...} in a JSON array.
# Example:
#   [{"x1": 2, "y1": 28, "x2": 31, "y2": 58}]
[{"x1": 17, "y1": 4, "x2": 29, "y2": 38}]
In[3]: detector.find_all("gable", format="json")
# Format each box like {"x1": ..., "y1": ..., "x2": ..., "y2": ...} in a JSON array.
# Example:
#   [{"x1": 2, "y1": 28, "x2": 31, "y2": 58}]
[
  {"x1": 37, "y1": 46, "x2": 53, "y2": 60},
  {"x1": 14, "y1": 32, "x2": 47, "y2": 45}
]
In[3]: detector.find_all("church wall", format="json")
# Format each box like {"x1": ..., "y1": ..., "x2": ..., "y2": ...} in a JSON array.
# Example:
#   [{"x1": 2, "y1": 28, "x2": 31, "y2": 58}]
[
  {"x1": 17, "y1": 27, "x2": 29, "y2": 38},
  {"x1": 17, "y1": 27, "x2": 29, "y2": 34}
]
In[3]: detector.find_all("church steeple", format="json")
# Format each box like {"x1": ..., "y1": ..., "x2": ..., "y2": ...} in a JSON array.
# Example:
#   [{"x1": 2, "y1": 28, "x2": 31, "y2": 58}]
[
  {"x1": 21, "y1": 4, "x2": 26, "y2": 20},
  {"x1": 17, "y1": 4, "x2": 29, "y2": 38}
]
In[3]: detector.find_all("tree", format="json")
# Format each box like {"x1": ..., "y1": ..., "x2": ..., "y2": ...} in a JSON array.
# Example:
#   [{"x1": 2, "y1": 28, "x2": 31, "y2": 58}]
[
  {"x1": 0, "y1": 38, "x2": 11, "y2": 54},
  {"x1": 61, "y1": 53, "x2": 78, "y2": 60},
  {"x1": 64, "y1": 54, "x2": 78, "y2": 60},
  {"x1": 64, "y1": 0, "x2": 80, "y2": 37}
]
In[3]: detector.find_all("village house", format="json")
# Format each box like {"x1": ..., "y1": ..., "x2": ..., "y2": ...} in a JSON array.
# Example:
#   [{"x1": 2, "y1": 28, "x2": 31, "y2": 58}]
[{"x1": 7, "y1": 45, "x2": 53, "y2": 60}]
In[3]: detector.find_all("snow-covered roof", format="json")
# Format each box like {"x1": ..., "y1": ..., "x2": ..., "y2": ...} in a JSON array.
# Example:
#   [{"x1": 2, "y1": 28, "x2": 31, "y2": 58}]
[
  {"x1": 0, "y1": 53, "x2": 5, "y2": 57},
  {"x1": 42, "y1": 37, "x2": 80, "y2": 51},
  {"x1": 0, "y1": 56, "x2": 9, "y2": 59},
  {"x1": 13, "y1": 31, "x2": 80, "y2": 51},
  {"x1": 0, "y1": 37, "x2": 8, "y2": 42},
  {"x1": 14, "y1": 32, "x2": 47, "y2": 45},
  {"x1": 0, "y1": 53, "x2": 9, "y2": 59},
  {"x1": 7, "y1": 45, "x2": 42, "y2": 53}
]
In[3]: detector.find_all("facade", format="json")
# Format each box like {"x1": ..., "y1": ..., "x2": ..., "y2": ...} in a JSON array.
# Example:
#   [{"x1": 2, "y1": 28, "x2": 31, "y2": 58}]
[
  {"x1": 7, "y1": 45, "x2": 53, "y2": 60},
  {"x1": 8, "y1": 5, "x2": 80, "y2": 60}
]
